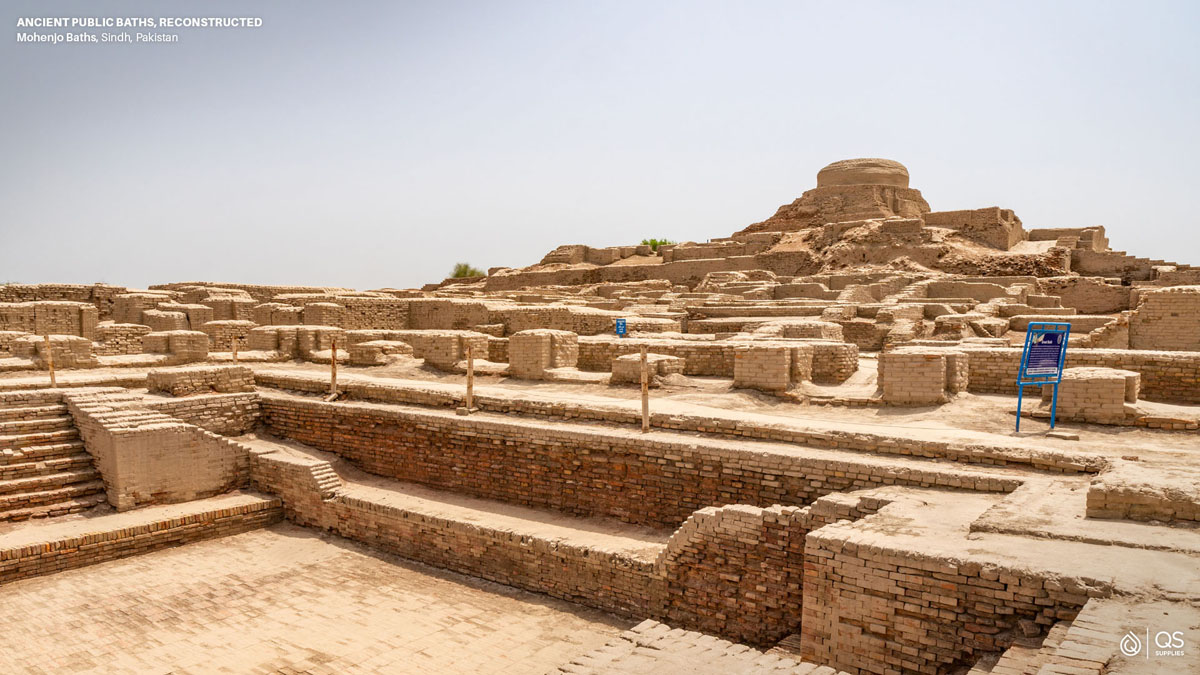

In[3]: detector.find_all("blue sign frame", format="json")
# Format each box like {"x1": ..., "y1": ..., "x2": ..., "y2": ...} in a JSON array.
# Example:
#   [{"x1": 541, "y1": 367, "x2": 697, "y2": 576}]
[
  {"x1": 1016, "y1": 322, "x2": 1071, "y2": 431},
  {"x1": 615, "y1": 318, "x2": 627, "y2": 337}
]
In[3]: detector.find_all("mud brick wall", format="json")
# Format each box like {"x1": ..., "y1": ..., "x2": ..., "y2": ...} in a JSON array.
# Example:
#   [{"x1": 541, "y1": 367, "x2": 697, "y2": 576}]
[
  {"x1": 347, "y1": 340, "x2": 413, "y2": 366},
  {"x1": 302, "y1": 302, "x2": 344, "y2": 327},
  {"x1": 0, "y1": 498, "x2": 281, "y2": 585},
  {"x1": 0, "y1": 330, "x2": 29, "y2": 355},
  {"x1": 1041, "y1": 367, "x2": 1137, "y2": 424},
  {"x1": 252, "y1": 302, "x2": 299, "y2": 325},
  {"x1": 65, "y1": 389, "x2": 250, "y2": 510},
  {"x1": 249, "y1": 450, "x2": 659, "y2": 618},
  {"x1": 407, "y1": 298, "x2": 492, "y2": 330},
  {"x1": 112, "y1": 293, "x2": 173, "y2": 324},
  {"x1": 157, "y1": 302, "x2": 214, "y2": 330},
  {"x1": 144, "y1": 392, "x2": 261, "y2": 435},
  {"x1": 577, "y1": 336, "x2": 736, "y2": 375},
  {"x1": 961, "y1": 346, "x2": 1200, "y2": 404},
  {"x1": 412, "y1": 330, "x2": 489, "y2": 369},
  {"x1": 0, "y1": 301, "x2": 97, "y2": 339},
  {"x1": 487, "y1": 336, "x2": 508, "y2": 362},
  {"x1": 733, "y1": 345, "x2": 791, "y2": 391},
  {"x1": 879, "y1": 351, "x2": 949, "y2": 404},
  {"x1": 142, "y1": 309, "x2": 189, "y2": 331},
  {"x1": 321, "y1": 297, "x2": 408, "y2": 330},
  {"x1": 202, "y1": 296, "x2": 257, "y2": 321},
  {"x1": 247, "y1": 325, "x2": 344, "y2": 356},
  {"x1": 801, "y1": 524, "x2": 1102, "y2": 675},
  {"x1": 508, "y1": 329, "x2": 578, "y2": 379},
  {"x1": 924, "y1": 207, "x2": 1025, "y2": 250},
  {"x1": 147, "y1": 365, "x2": 256, "y2": 397},
  {"x1": 1129, "y1": 286, "x2": 1200, "y2": 351},
  {"x1": 142, "y1": 330, "x2": 209, "y2": 364},
  {"x1": 810, "y1": 341, "x2": 859, "y2": 383},
  {"x1": 0, "y1": 283, "x2": 125, "y2": 320},
  {"x1": 1085, "y1": 462, "x2": 1200, "y2": 523},
  {"x1": 1039, "y1": 276, "x2": 1130, "y2": 313},
  {"x1": 329, "y1": 494, "x2": 658, "y2": 617},
  {"x1": 258, "y1": 395, "x2": 1020, "y2": 529},
  {"x1": 93, "y1": 323, "x2": 151, "y2": 355},
  {"x1": 10, "y1": 334, "x2": 99, "y2": 369},
  {"x1": 200, "y1": 320, "x2": 256, "y2": 351},
  {"x1": 611, "y1": 353, "x2": 684, "y2": 385}
]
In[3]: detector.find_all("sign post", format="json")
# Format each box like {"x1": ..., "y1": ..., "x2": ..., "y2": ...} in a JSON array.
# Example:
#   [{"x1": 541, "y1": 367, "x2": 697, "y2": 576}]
[
  {"x1": 615, "y1": 319, "x2": 627, "y2": 338},
  {"x1": 1015, "y1": 322, "x2": 1071, "y2": 431}
]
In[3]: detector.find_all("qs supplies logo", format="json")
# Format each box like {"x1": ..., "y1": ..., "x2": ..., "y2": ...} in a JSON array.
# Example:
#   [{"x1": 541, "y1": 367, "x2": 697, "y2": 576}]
[{"x1": 1119, "y1": 628, "x2": 1186, "y2": 659}]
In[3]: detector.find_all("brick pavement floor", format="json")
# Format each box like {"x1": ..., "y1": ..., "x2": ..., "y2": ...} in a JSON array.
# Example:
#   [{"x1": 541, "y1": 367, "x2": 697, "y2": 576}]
[{"x1": 0, "y1": 523, "x2": 632, "y2": 674}]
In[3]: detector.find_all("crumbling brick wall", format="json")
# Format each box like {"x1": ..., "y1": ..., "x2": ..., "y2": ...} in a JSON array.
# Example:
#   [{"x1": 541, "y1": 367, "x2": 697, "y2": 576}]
[
  {"x1": 508, "y1": 329, "x2": 579, "y2": 379},
  {"x1": 1129, "y1": 286, "x2": 1200, "y2": 351},
  {"x1": 147, "y1": 365, "x2": 256, "y2": 397},
  {"x1": 93, "y1": 323, "x2": 152, "y2": 355}
]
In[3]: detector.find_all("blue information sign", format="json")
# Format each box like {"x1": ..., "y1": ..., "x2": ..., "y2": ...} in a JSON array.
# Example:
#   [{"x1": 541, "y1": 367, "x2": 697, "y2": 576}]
[
  {"x1": 615, "y1": 319, "x2": 627, "y2": 337},
  {"x1": 1016, "y1": 322, "x2": 1071, "y2": 431}
]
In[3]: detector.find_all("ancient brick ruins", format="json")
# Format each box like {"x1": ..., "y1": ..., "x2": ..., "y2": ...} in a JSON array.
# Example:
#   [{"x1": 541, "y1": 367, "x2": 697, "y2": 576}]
[{"x1": 2, "y1": 158, "x2": 1198, "y2": 674}]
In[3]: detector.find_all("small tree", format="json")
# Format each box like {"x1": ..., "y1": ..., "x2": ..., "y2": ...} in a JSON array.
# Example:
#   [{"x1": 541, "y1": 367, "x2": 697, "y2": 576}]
[
  {"x1": 450, "y1": 262, "x2": 484, "y2": 278},
  {"x1": 640, "y1": 238, "x2": 676, "y2": 252}
]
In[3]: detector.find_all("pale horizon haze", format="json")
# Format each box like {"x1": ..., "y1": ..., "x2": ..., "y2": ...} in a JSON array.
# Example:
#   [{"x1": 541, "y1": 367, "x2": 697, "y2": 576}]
[{"x1": 2, "y1": 1, "x2": 1198, "y2": 290}]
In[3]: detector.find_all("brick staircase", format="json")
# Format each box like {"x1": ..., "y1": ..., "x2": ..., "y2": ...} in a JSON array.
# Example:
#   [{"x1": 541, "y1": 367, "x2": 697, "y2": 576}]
[
  {"x1": 0, "y1": 392, "x2": 106, "y2": 521},
  {"x1": 967, "y1": 619, "x2": 1073, "y2": 674}
]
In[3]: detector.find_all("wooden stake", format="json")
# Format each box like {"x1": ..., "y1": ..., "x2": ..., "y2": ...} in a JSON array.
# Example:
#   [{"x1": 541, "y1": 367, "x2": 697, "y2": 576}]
[
  {"x1": 640, "y1": 345, "x2": 649, "y2": 433},
  {"x1": 43, "y1": 334, "x2": 56, "y2": 388},
  {"x1": 329, "y1": 338, "x2": 338, "y2": 397},
  {"x1": 466, "y1": 344, "x2": 475, "y2": 412}
]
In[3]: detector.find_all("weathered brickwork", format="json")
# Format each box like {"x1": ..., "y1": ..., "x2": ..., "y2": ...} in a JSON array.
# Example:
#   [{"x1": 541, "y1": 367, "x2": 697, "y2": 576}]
[
  {"x1": 147, "y1": 365, "x2": 256, "y2": 397},
  {"x1": 143, "y1": 392, "x2": 262, "y2": 435},
  {"x1": 142, "y1": 330, "x2": 209, "y2": 364},
  {"x1": 65, "y1": 389, "x2": 251, "y2": 510},
  {"x1": 254, "y1": 371, "x2": 1102, "y2": 472},
  {"x1": 610, "y1": 353, "x2": 685, "y2": 386},
  {"x1": 509, "y1": 329, "x2": 579, "y2": 379},
  {"x1": 0, "y1": 301, "x2": 98, "y2": 339},
  {"x1": 258, "y1": 395, "x2": 1021, "y2": 529},
  {"x1": 1128, "y1": 285, "x2": 1200, "y2": 351},
  {"x1": 200, "y1": 319, "x2": 256, "y2": 351},
  {"x1": 959, "y1": 346, "x2": 1200, "y2": 404},
  {"x1": 93, "y1": 323, "x2": 152, "y2": 355},
  {"x1": 801, "y1": 525, "x2": 1104, "y2": 674},
  {"x1": 0, "y1": 496, "x2": 281, "y2": 585}
]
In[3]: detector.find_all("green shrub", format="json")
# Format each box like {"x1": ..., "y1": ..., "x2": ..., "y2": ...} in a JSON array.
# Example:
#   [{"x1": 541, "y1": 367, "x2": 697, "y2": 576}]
[
  {"x1": 640, "y1": 238, "x2": 676, "y2": 252},
  {"x1": 450, "y1": 262, "x2": 485, "y2": 278}
]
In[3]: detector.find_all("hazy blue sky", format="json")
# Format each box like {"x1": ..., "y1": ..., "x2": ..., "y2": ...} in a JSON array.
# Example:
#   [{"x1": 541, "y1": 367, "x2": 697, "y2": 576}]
[{"x1": 2, "y1": 1, "x2": 1197, "y2": 290}]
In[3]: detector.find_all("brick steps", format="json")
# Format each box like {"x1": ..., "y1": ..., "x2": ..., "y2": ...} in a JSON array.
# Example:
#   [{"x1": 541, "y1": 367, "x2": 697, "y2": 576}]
[
  {"x1": 0, "y1": 392, "x2": 104, "y2": 522},
  {"x1": 0, "y1": 493, "x2": 107, "y2": 522},
  {"x1": 0, "y1": 428, "x2": 81, "y2": 450},
  {"x1": 0, "y1": 440, "x2": 88, "y2": 464},
  {"x1": 0, "y1": 468, "x2": 102, "y2": 496},
  {"x1": 983, "y1": 620, "x2": 1074, "y2": 675},
  {"x1": 0, "y1": 403, "x2": 67, "y2": 423},
  {"x1": 0, "y1": 480, "x2": 106, "y2": 518},
  {"x1": 0, "y1": 454, "x2": 94, "y2": 481},
  {"x1": 0, "y1": 415, "x2": 75, "y2": 435}
]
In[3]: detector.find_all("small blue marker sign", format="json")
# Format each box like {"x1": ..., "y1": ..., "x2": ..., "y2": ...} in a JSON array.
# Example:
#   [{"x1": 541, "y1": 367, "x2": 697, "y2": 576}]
[
  {"x1": 1016, "y1": 322, "x2": 1071, "y2": 431},
  {"x1": 615, "y1": 319, "x2": 627, "y2": 337}
]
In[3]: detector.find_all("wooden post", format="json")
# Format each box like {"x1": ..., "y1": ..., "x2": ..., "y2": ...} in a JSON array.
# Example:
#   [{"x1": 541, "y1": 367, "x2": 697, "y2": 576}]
[
  {"x1": 43, "y1": 334, "x2": 56, "y2": 388},
  {"x1": 231, "y1": 338, "x2": 239, "y2": 364},
  {"x1": 465, "y1": 344, "x2": 475, "y2": 413},
  {"x1": 329, "y1": 338, "x2": 338, "y2": 397},
  {"x1": 640, "y1": 345, "x2": 649, "y2": 433}
]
